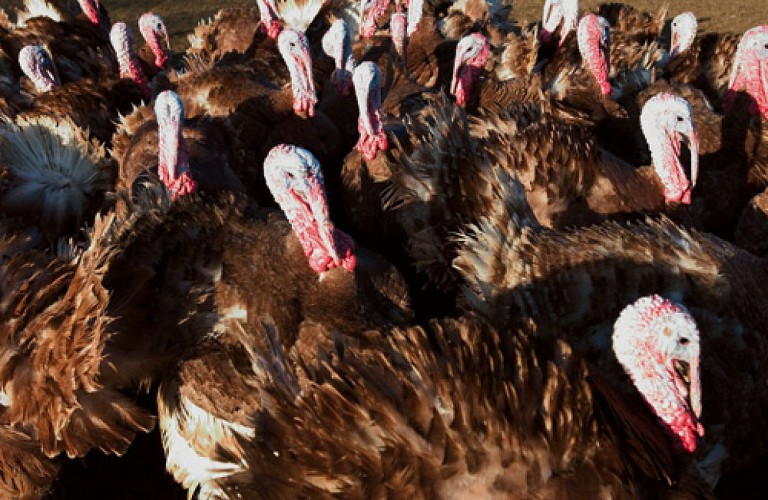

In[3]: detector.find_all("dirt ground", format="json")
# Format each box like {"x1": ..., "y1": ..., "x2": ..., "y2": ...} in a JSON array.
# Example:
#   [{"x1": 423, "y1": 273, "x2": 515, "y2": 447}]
[
  {"x1": 513, "y1": 0, "x2": 766, "y2": 34},
  {"x1": 0, "y1": 0, "x2": 765, "y2": 50}
]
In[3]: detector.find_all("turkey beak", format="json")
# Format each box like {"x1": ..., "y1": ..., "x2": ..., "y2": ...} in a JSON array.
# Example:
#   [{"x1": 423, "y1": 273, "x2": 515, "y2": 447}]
[
  {"x1": 540, "y1": 0, "x2": 555, "y2": 43},
  {"x1": 559, "y1": 12, "x2": 578, "y2": 47},
  {"x1": 673, "y1": 358, "x2": 702, "y2": 420},
  {"x1": 294, "y1": 42, "x2": 316, "y2": 107},
  {"x1": 391, "y1": 12, "x2": 407, "y2": 56},
  {"x1": 359, "y1": 0, "x2": 377, "y2": 37},
  {"x1": 162, "y1": 28, "x2": 171, "y2": 52},
  {"x1": 601, "y1": 35, "x2": 610, "y2": 77},
  {"x1": 761, "y1": 58, "x2": 768, "y2": 117},
  {"x1": 406, "y1": 0, "x2": 423, "y2": 36},
  {"x1": 158, "y1": 116, "x2": 181, "y2": 181},
  {"x1": 594, "y1": 17, "x2": 611, "y2": 83},
  {"x1": 41, "y1": 69, "x2": 56, "y2": 88},
  {"x1": 42, "y1": 60, "x2": 60, "y2": 89},
  {"x1": 450, "y1": 50, "x2": 467, "y2": 97},
  {"x1": 670, "y1": 30, "x2": 680, "y2": 59},
  {"x1": 689, "y1": 358, "x2": 702, "y2": 419},
  {"x1": 295, "y1": 51, "x2": 310, "y2": 87},
  {"x1": 680, "y1": 127, "x2": 699, "y2": 188}
]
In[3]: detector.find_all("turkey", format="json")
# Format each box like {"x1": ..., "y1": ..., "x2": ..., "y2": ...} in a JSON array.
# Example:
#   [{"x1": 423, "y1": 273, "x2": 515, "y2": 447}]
[
  {"x1": 336, "y1": 61, "x2": 409, "y2": 255},
  {"x1": 663, "y1": 13, "x2": 751, "y2": 111},
  {"x1": 0, "y1": 216, "x2": 163, "y2": 496},
  {"x1": 2, "y1": 0, "x2": 114, "y2": 85},
  {"x1": 157, "y1": 144, "x2": 412, "y2": 497},
  {"x1": 539, "y1": 0, "x2": 579, "y2": 47},
  {"x1": 185, "y1": 5, "x2": 269, "y2": 64},
  {"x1": 454, "y1": 169, "x2": 768, "y2": 489},
  {"x1": 723, "y1": 25, "x2": 768, "y2": 119},
  {"x1": 0, "y1": 422, "x2": 62, "y2": 498},
  {"x1": 137, "y1": 11, "x2": 171, "y2": 79},
  {"x1": 437, "y1": 0, "x2": 516, "y2": 43},
  {"x1": 15, "y1": 23, "x2": 149, "y2": 144},
  {"x1": 161, "y1": 303, "x2": 711, "y2": 498},
  {"x1": 112, "y1": 89, "x2": 245, "y2": 204},
  {"x1": 449, "y1": 31, "x2": 543, "y2": 113},
  {"x1": 174, "y1": 26, "x2": 343, "y2": 204},
  {"x1": 385, "y1": 90, "x2": 698, "y2": 292},
  {"x1": 633, "y1": 25, "x2": 768, "y2": 238}
]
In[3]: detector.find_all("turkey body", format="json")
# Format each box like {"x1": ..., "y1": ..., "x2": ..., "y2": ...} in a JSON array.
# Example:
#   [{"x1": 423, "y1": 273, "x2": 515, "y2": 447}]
[{"x1": 455, "y1": 172, "x2": 768, "y2": 488}]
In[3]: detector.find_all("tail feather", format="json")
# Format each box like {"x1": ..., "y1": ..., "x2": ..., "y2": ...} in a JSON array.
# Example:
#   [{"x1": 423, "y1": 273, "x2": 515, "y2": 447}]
[{"x1": 0, "y1": 115, "x2": 112, "y2": 238}]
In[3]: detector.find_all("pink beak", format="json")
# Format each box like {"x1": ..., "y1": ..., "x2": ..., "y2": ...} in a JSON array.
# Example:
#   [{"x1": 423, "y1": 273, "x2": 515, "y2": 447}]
[
  {"x1": 689, "y1": 358, "x2": 702, "y2": 420},
  {"x1": 450, "y1": 51, "x2": 466, "y2": 100},
  {"x1": 669, "y1": 31, "x2": 680, "y2": 59}
]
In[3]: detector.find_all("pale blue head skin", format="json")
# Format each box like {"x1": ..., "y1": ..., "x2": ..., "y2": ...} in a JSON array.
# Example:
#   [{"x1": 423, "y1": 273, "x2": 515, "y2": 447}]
[
  {"x1": 277, "y1": 29, "x2": 317, "y2": 116},
  {"x1": 154, "y1": 90, "x2": 197, "y2": 199},
  {"x1": 322, "y1": 19, "x2": 354, "y2": 96},
  {"x1": 613, "y1": 295, "x2": 703, "y2": 453},
  {"x1": 19, "y1": 45, "x2": 60, "y2": 92},
  {"x1": 139, "y1": 12, "x2": 171, "y2": 67},
  {"x1": 669, "y1": 12, "x2": 698, "y2": 59},
  {"x1": 263, "y1": 144, "x2": 356, "y2": 274}
]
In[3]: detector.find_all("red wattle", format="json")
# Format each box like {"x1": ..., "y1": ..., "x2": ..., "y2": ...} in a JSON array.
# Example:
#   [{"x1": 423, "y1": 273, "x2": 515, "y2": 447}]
[
  {"x1": 301, "y1": 227, "x2": 357, "y2": 273},
  {"x1": 264, "y1": 21, "x2": 282, "y2": 39},
  {"x1": 356, "y1": 123, "x2": 388, "y2": 161},
  {"x1": 167, "y1": 172, "x2": 197, "y2": 200},
  {"x1": 452, "y1": 67, "x2": 480, "y2": 106},
  {"x1": 333, "y1": 229, "x2": 357, "y2": 272},
  {"x1": 667, "y1": 407, "x2": 704, "y2": 453}
]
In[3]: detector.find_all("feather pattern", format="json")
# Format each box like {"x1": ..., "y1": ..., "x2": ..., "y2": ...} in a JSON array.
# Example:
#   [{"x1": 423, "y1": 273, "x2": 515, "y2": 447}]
[
  {"x1": 277, "y1": 0, "x2": 325, "y2": 32},
  {"x1": 0, "y1": 114, "x2": 114, "y2": 237},
  {"x1": 455, "y1": 174, "x2": 768, "y2": 486}
]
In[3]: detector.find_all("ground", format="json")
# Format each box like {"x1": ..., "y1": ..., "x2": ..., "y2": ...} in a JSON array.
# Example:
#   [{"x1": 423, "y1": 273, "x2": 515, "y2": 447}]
[{"x1": 0, "y1": 0, "x2": 765, "y2": 50}]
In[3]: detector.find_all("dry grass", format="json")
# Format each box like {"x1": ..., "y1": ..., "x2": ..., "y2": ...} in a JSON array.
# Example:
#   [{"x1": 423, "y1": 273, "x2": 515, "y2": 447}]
[
  {"x1": 513, "y1": 0, "x2": 766, "y2": 34},
  {"x1": 0, "y1": 1, "x2": 763, "y2": 51},
  {"x1": 0, "y1": 0, "x2": 251, "y2": 50},
  {"x1": 104, "y1": 0, "x2": 252, "y2": 52}
]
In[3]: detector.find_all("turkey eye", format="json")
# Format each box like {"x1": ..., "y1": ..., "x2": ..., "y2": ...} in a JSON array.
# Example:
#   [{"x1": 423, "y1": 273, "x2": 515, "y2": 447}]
[
  {"x1": 676, "y1": 116, "x2": 684, "y2": 122},
  {"x1": 286, "y1": 172, "x2": 295, "y2": 179},
  {"x1": 679, "y1": 337, "x2": 690, "y2": 345}
]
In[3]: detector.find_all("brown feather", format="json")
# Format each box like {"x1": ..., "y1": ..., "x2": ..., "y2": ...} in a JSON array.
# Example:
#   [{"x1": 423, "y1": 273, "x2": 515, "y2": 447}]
[
  {"x1": 176, "y1": 313, "x2": 710, "y2": 498},
  {"x1": 0, "y1": 424, "x2": 61, "y2": 498},
  {"x1": 456, "y1": 174, "x2": 768, "y2": 486}
]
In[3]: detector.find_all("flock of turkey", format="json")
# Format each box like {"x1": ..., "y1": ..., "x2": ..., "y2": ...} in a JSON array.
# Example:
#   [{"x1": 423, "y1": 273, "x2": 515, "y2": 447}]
[{"x1": 0, "y1": 0, "x2": 766, "y2": 497}]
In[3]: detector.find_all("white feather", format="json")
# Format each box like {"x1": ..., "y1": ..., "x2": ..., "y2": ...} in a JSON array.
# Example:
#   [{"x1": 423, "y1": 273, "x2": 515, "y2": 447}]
[
  {"x1": 158, "y1": 382, "x2": 255, "y2": 500},
  {"x1": 0, "y1": 115, "x2": 107, "y2": 234},
  {"x1": 277, "y1": 0, "x2": 326, "y2": 32},
  {"x1": 0, "y1": 115, "x2": 103, "y2": 189},
  {"x1": 15, "y1": 0, "x2": 64, "y2": 26}
]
